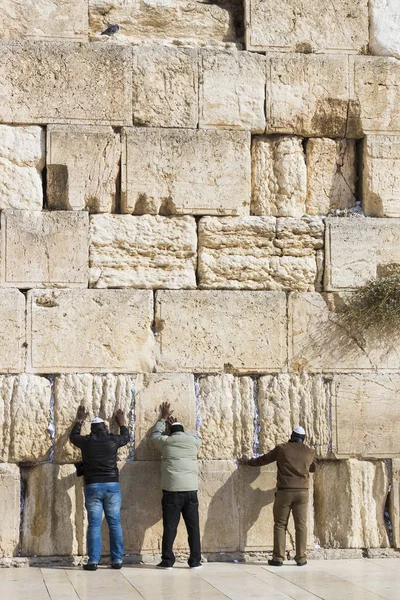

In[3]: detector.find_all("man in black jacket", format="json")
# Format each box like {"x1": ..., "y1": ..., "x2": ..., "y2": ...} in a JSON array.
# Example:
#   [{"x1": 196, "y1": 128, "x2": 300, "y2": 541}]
[{"x1": 69, "y1": 405, "x2": 130, "y2": 571}]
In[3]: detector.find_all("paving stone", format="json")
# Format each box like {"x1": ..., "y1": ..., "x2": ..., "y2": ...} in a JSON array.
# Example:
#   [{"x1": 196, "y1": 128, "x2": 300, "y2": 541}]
[
  {"x1": 0, "y1": 464, "x2": 20, "y2": 557},
  {"x1": 370, "y1": 0, "x2": 400, "y2": 60},
  {"x1": 362, "y1": 134, "x2": 400, "y2": 217},
  {"x1": 0, "y1": 289, "x2": 26, "y2": 373}
]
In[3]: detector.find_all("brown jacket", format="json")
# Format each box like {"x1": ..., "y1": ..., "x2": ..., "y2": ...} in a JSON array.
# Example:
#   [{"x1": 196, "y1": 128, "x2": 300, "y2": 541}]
[{"x1": 248, "y1": 441, "x2": 316, "y2": 490}]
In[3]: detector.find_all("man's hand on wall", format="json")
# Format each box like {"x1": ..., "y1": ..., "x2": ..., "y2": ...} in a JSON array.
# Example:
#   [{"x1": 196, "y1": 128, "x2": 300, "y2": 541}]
[
  {"x1": 115, "y1": 409, "x2": 126, "y2": 427},
  {"x1": 160, "y1": 401, "x2": 173, "y2": 420},
  {"x1": 77, "y1": 405, "x2": 88, "y2": 423},
  {"x1": 237, "y1": 455, "x2": 250, "y2": 465},
  {"x1": 168, "y1": 416, "x2": 178, "y2": 425}
]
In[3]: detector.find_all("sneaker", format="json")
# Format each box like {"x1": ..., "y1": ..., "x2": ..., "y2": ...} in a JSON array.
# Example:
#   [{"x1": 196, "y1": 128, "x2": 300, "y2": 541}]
[
  {"x1": 83, "y1": 563, "x2": 98, "y2": 571},
  {"x1": 156, "y1": 561, "x2": 173, "y2": 570},
  {"x1": 268, "y1": 559, "x2": 283, "y2": 567},
  {"x1": 111, "y1": 563, "x2": 123, "y2": 570},
  {"x1": 190, "y1": 563, "x2": 203, "y2": 569},
  {"x1": 297, "y1": 561, "x2": 307, "y2": 567}
]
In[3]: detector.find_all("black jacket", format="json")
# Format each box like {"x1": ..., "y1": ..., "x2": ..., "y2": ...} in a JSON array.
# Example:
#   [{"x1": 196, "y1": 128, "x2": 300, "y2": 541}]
[{"x1": 69, "y1": 422, "x2": 130, "y2": 485}]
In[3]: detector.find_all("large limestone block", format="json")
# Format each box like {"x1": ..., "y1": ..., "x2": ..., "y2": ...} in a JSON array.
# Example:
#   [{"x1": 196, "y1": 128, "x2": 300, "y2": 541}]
[
  {"x1": 27, "y1": 289, "x2": 155, "y2": 373},
  {"x1": 134, "y1": 373, "x2": 196, "y2": 461},
  {"x1": 53, "y1": 373, "x2": 135, "y2": 463},
  {"x1": 89, "y1": 0, "x2": 241, "y2": 47},
  {"x1": 0, "y1": 210, "x2": 89, "y2": 288},
  {"x1": 306, "y1": 139, "x2": 357, "y2": 216},
  {"x1": 21, "y1": 464, "x2": 85, "y2": 556},
  {"x1": 133, "y1": 47, "x2": 198, "y2": 128},
  {"x1": 89, "y1": 214, "x2": 197, "y2": 289},
  {"x1": 267, "y1": 54, "x2": 350, "y2": 137},
  {"x1": 46, "y1": 125, "x2": 120, "y2": 212},
  {"x1": 245, "y1": 0, "x2": 368, "y2": 53},
  {"x1": 0, "y1": 464, "x2": 20, "y2": 557},
  {"x1": 350, "y1": 57, "x2": 400, "y2": 134},
  {"x1": 325, "y1": 218, "x2": 400, "y2": 290},
  {"x1": 332, "y1": 374, "x2": 400, "y2": 458},
  {"x1": 370, "y1": 0, "x2": 400, "y2": 59},
  {"x1": 0, "y1": 42, "x2": 132, "y2": 125},
  {"x1": 2, "y1": 0, "x2": 88, "y2": 41},
  {"x1": 289, "y1": 292, "x2": 400, "y2": 372},
  {"x1": 314, "y1": 460, "x2": 389, "y2": 548},
  {"x1": 0, "y1": 125, "x2": 45, "y2": 210},
  {"x1": 0, "y1": 290, "x2": 26, "y2": 373},
  {"x1": 199, "y1": 50, "x2": 266, "y2": 133},
  {"x1": 258, "y1": 374, "x2": 331, "y2": 458},
  {"x1": 155, "y1": 290, "x2": 287, "y2": 373},
  {"x1": 198, "y1": 375, "x2": 254, "y2": 460},
  {"x1": 251, "y1": 136, "x2": 306, "y2": 217},
  {"x1": 362, "y1": 135, "x2": 400, "y2": 217},
  {"x1": 121, "y1": 127, "x2": 251, "y2": 216},
  {"x1": 0, "y1": 375, "x2": 51, "y2": 463},
  {"x1": 392, "y1": 459, "x2": 400, "y2": 549},
  {"x1": 198, "y1": 216, "x2": 324, "y2": 291}
]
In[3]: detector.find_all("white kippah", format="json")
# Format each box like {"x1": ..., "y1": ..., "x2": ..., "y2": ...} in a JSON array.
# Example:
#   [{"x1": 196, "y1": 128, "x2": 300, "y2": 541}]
[
  {"x1": 293, "y1": 426, "x2": 305, "y2": 435},
  {"x1": 91, "y1": 417, "x2": 104, "y2": 424},
  {"x1": 171, "y1": 422, "x2": 182, "y2": 427}
]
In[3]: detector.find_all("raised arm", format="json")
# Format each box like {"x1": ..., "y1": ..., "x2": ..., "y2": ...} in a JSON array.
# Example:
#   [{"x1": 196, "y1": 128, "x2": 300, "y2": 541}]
[
  {"x1": 114, "y1": 409, "x2": 130, "y2": 447},
  {"x1": 239, "y1": 446, "x2": 278, "y2": 467},
  {"x1": 151, "y1": 402, "x2": 172, "y2": 450},
  {"x1": 69, "y1": 405, "x2": 89, "y2": 449}
]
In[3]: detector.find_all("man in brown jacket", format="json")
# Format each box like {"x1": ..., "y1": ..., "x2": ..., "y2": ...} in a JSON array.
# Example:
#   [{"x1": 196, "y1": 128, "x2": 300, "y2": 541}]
[{"x1": 241, "y1": 426, "x2": 315, "y2": 567}]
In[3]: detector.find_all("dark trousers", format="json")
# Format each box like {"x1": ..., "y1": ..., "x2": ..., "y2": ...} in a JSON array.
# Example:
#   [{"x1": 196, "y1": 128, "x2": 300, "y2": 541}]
[
  {"x1": 273, "y1": 489, "x2": 309, "y2": 563},
  {"x1": 161, "y1": 490, "x2": 201, "y2": 567}
]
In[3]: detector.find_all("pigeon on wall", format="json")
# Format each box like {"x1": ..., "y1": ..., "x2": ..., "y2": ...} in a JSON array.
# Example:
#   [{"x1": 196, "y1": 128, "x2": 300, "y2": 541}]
[{"x1": 101, "y1": 24, "x2": 120, "y2": 36}]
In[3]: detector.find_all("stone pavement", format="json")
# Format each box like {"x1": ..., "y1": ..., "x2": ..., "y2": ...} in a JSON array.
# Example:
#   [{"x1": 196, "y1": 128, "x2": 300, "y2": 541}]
[{"x1": 1, "y1": 559, "x2": 399, "y2": 600}]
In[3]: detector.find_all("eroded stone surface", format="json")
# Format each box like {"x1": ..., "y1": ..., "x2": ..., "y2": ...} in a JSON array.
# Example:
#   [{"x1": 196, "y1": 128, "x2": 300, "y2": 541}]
[
  {"x1": 245, "y1": 0, "x2": 368, "y2": 53},
  {"x1": 0, "y1": 290, "x2": 26, "y2": 373},
  {"x1": 362, "y1": 135, "x2": 400, "y2": 217},
  {"x1": 133, "y1": 46, "x2": 198, "y2": 128},
  {"x1": 134, "y1": 373, "x2": 196, "y2": 461},
  {"x1": 392, "y1": 459, "x2": 400, "y2": 549},
  {"x1": 314, "y1": 460, "x2": 389, "y2": 548},
  {"x1": 54, "y1": 374, "x2": 135, "y2": 463},
  {"x1": 198, "y1": 375, "x2": 254, "y2": 459},
  {"x1": 198, "y1": 216, "x2": 324, "y2": 291},
  {"x1": 267, "y1": 54, "x2": 350, "y2": 137},
  {"x1": 332, "y1": 374, "x2": 400, "y2": 458},
  {"x1": 21, "y1": 464, "x2": 85, "y2": 556},
  {"x1": 306, "y1": 139, "x2": 357, "y2": 215},
  {"x1": 0, "y1": 464, "x2": 20, "y2": 557},
  {"x1": 1, "y1": 210, "x2": 89, "y2": 288},
  {"x1": 121, "y1": 127, "x2": 251, "y2": 216},
  {"x1": 251, "y1": 136, "x2": 306, "y2": 217},
  {"x1": 156, "y1": 290, "x2": 287, "y2": 373},
  {"x1": 0, "y1": 125, "x2": 44, "y2": 210},
  {"x1": 370, "y1": 0, "x2": 400, "y2": 60},
  {"x1": 89, "y1": 214, "x2": 197, "y2": 289},
  {"x1": 199, "y1": 50, "x2": 266, "y2": 133},
  {"x1": 0, "y1": 42, "x2": 131, "y2": 125},
  {"x1": 325, "y1": 218, "x2": 400, "y2": 290},
  {"x1": 47, "y1": 125, "x2": 120, "y2": 212},
  {"x1": 27, "y1": 289, "x2": 155, "y2": 373}
]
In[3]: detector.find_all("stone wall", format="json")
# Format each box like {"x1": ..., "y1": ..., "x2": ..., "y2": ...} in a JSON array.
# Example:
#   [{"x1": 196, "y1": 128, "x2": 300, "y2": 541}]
[{"x1": 0, "y1": 0, "x2": 400, "y2": 560}]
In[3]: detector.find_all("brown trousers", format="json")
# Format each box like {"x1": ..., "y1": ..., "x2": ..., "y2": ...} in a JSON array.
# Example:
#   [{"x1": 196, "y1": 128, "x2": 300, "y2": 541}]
[{"x1": 273, "y1": 489, "x2": 309, "y2": 563}]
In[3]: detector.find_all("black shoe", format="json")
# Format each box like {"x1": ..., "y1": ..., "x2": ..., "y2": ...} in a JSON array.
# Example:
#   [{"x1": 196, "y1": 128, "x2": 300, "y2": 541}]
[
  {"x1": 297, "y1": 561, "x2": 307, "y2": 567},
  {"x1": 268, "y1": 559, "x2": 283, "y2": 567},
  {"x1": 189, "y1": 563, "x2": 202, "y2": 569},
  {"x1": 111, "y1": 563, "x2": 123, "y2": 569},
  {"x1": 83, "y1": 563, "x2": 98, "y2": 571},
  {"x1": 156, "y1": 561, "x2": 173, "y2": 570}
]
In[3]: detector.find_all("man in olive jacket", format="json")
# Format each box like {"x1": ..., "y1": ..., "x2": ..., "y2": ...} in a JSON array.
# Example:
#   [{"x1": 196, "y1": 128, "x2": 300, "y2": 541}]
[
  {"x1": 241, "y1": 426, "x2": 315, "y2": 567},
  {"x1": 151, "y1": 401, "x2": 202, "y2": 569}
]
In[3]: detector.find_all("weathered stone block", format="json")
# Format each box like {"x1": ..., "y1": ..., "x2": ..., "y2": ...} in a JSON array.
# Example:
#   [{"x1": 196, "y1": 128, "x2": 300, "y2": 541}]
[
  {"x1": 198, "y1": 375, "x2": 254, "y2": 460},
  {"x1": 89, "y1": 0, "x2": 241, "y2": 47},
  {"x1": 391, "y1": 459, "x2": 400, "y2": 549},
  {"x1": 89, "y1": 214, "x2": 197, "y2": 289},
  {"x1": 54, "y1": 373, "x2": 135, "y2": 463},
  {"x1": 0, "y1": 464, "x2": 20, "y2": 558},
  {"x1": 0, "y1": 290, "x2": 26, "y2": 373},
  {"x1": 245, "y1": 0, "x2": 368, "y2": 53},
  {"x1": 314, "y1": 460, "x2": 389, "y2": 548},
  {"x1": 133, "y1": 46, "x2": 198, "y2": 128},
  {"x1": 325, "y1": 218, "x2": 400, "y2": 290},
  {"x1": 0, "y1": 42, "x2": 132, "y2": 125},
  {"x1": 370, "y1": 0, "x2": 400, "y2": 60},
  {"x1": 1, "y1": 210, "x2": 89, "y2": 288},
  {"x1": 258, "y1": 374, "x2": 331, "y2": 458},
  {"x1": 251, "y1": 136, "x2": 306, "y2": 217},
  {"x1": 21, "y1": 464, "x2": 85, "y2": 556},
  {"x1": 134, "y1": 373, "x2": 196, "y2": 461},
  {"x1": 121, "y1": 127, "x2": 251, "y2": 216},
  {"x1": 2, "y1": 0, "x2": 88, "y2": 41},
  {"x1": 0, "y1": 125, "x2": 45, "y2": 210},
  {"x1": 0, "y1": 375, "x2": 51, "y2": 463},
  {"x1": 198, "y1": 216, "x2": 324, "y2": 291},
  {"x1": 27, "y1": 289, "x2": 155, "y2": 373},
  {"x1": 155, "y1": 290, "x2": 287, "y2": 373},
  {"x1": 306, "y1": 139, "x2": 357, "y2": 216},
  {"x1": 362, "y1": 135, "x2": 400, "y2": 217},
  {"x1": 267, "y1": 54, "x2": 350, "y2": 137},
  {"x1": 46, "y1": 125, "x2": 120, "y2": 212},
  {"x1": 199, "y1": 50, "x2": 266, "y2": 133},
  {"x1": 289, "y1": 292, "x2": 400, "y2": 372},
  {"x1": 332, "y1": 374, "x2": 400, "y2": 458}
]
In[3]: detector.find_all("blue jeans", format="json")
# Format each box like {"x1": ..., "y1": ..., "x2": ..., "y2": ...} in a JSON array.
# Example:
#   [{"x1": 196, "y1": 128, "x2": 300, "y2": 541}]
[{"x1": 85, "y1": 482, "x2": 123, "y2": 565}]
